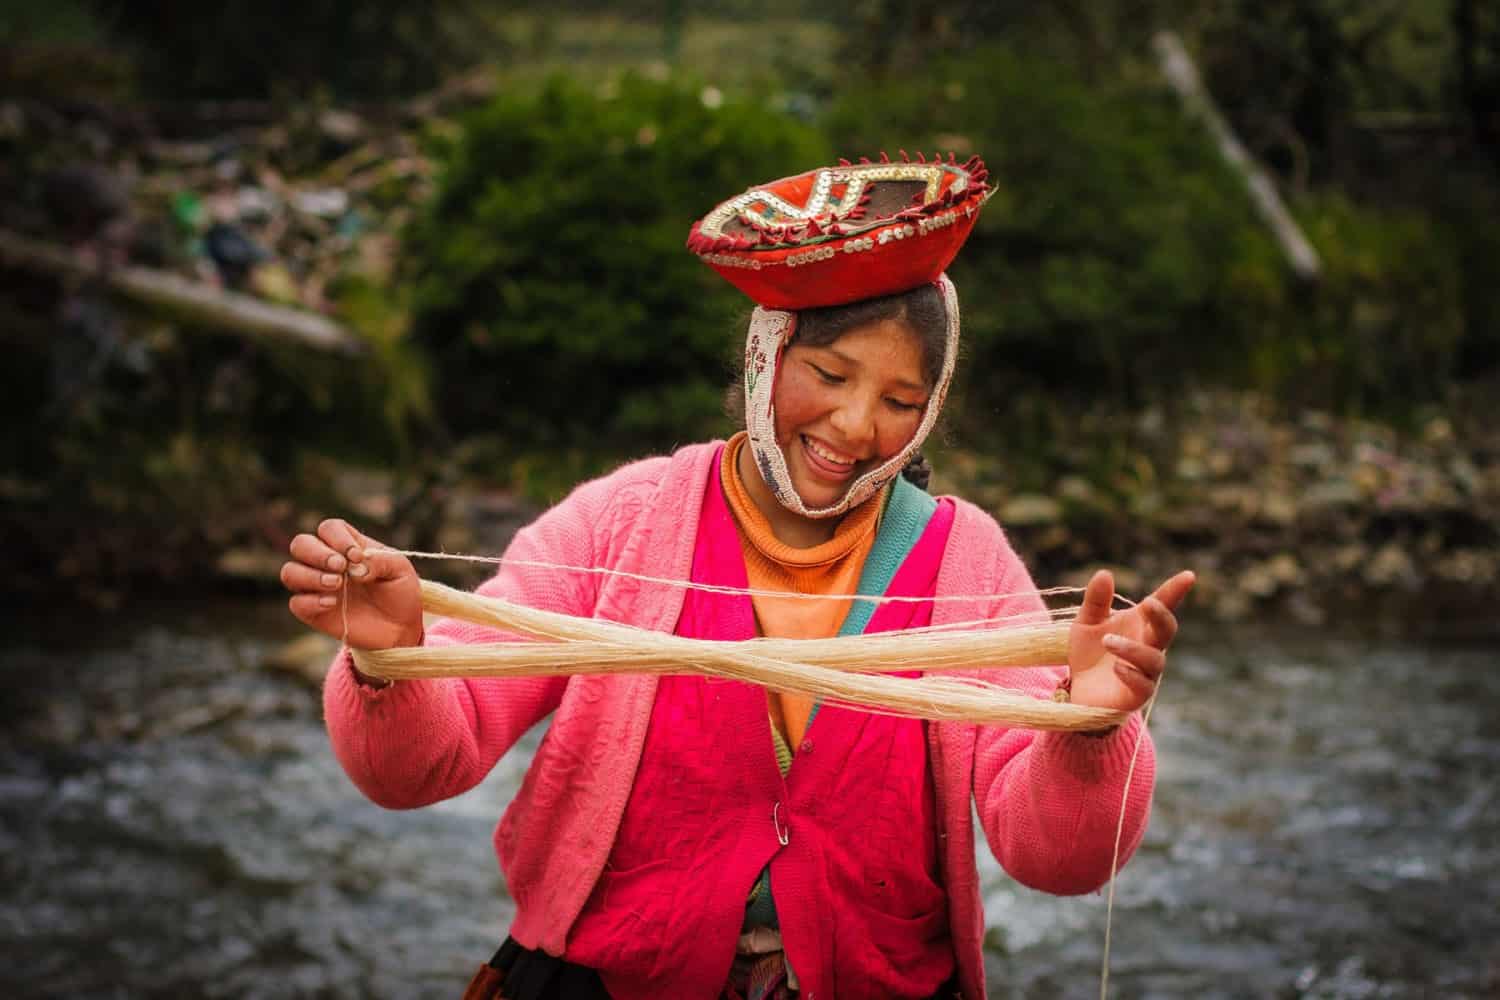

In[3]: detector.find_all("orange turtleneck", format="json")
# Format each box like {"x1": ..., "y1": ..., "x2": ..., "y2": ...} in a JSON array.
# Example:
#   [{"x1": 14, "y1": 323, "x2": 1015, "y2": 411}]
[{"x1": 719, "y1": 432, "x2": 885, "y2": 750}]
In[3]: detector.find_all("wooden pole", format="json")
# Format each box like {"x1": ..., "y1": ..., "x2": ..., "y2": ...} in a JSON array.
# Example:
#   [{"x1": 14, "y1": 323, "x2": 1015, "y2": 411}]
[
  {"x1": 1153, "y1": 31, "x2": 1323, "y2": 282},
  {"x1": 0, "y1": 226, "x2": 366, "y2": 356}
]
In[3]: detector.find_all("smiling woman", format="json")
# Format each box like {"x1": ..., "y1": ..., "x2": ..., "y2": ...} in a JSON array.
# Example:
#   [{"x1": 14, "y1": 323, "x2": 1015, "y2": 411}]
[{"x1": 282, "y1": 153, "x2": 1195, "y2": 1000}]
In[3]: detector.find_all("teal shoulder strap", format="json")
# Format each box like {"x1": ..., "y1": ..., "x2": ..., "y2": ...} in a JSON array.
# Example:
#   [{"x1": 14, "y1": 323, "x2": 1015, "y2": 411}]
[
  {"x1": 839, "y1": 475, "x2": 939, "y2": 637},
  {"x1": 801, "y1": 477, "x2": 937, "y2": 734}
]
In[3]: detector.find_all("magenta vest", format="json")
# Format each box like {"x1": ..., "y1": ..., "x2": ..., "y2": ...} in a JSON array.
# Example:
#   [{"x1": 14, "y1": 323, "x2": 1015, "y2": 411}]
[{"x1": 565, "y1": 457, "x2": 957, "y2": 1000}]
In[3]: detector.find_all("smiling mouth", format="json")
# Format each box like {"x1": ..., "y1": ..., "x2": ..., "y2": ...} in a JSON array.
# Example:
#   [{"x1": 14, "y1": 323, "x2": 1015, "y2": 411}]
[{"x1": 801, "y1": 434, "x2": 859, "y2": 480}]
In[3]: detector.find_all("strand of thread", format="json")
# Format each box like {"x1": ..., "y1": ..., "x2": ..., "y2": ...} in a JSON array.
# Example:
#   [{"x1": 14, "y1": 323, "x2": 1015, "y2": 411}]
[
  {"x1": 377, "y1": 545, "x2": 1135, "y2": 610},
  {"x1": 1098, "y1": 682, "x2": 1159, "y2": 999},
  {"x1": 340, "y1": 571, "x2": 351, "y2": 647}
]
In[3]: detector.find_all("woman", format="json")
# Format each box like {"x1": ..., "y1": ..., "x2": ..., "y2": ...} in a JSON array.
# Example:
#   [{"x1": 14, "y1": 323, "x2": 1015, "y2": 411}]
[{"x1": 281, "y1": 155, "x2": 1194, "y2": 1000}]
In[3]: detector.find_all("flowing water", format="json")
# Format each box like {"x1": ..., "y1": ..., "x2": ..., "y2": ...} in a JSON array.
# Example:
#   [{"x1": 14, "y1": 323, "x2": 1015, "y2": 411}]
[{"x1": 1, "y1": 600, "x2": 1496, "y2": 998}]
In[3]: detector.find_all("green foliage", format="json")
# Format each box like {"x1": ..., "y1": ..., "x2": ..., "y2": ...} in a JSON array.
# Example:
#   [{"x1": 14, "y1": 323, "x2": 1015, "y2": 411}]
[
  {"x1": 822, "y1": 40, "x2": 1498, "y2": 423},
  {"x1": 1232, "y1": 191, "x2": 1467, "y2": 413},
  {"x1": 87, "y1": 0, "x2": 485, "y2": 100},
  {"x1": 328, "y1": 275, "x2": 435, "y2": 458},
  {"x1": 0, "y1": 0, "x2": 108, "y2": 44},
  {"x1": 824, "y1": 45, "x2": 1262, "y2": 415},
  {"x1": 403, "y1": 72, "x2": 829, "y2": 450}
]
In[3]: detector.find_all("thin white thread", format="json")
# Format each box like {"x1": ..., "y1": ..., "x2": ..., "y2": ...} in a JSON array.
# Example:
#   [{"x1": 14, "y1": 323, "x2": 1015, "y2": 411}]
[
  {"x1": 379, "y1": 545, "x2": 1135, "y2": 610},
  {"x1": 1099, "y1": 682, "x2": 1159, "y2": 999},
  {"x1": 339, "y1": 574, "x2": 350, "y2": 646}
]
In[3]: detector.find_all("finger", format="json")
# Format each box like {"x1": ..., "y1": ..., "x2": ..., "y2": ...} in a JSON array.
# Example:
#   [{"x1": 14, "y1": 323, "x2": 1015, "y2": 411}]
[
  {"x1": 290, "y1": 532, "x2": 345, "y2": 573},
  {"x1": 1103, "y1": 633, "x2": 1165, "y2": 679},
  {"x1": 280, "y1": 561, "x2": 343, "y2": 594},
  {"x1": 288, "y1": 592, "x2": 339, "y2": 626},
  {"x1": 1113, "y1": 658, "x2": 1159, "y2": 700},
  {"x1": 1076, "y1": 570, "x2": 1115, "y2": 626},
  {"x1": 358, "y1": 546, "x2": 411, "y2": 583},
  {"x1": 1142, "y1": 596, "x2": 1178, "y2": 650},
  {"x1": 316, "y1": 518, "x2": 367, "y2": 569},
  {"x1": 1150, "y1": 570, "x2": 1197, "y2": 612}
]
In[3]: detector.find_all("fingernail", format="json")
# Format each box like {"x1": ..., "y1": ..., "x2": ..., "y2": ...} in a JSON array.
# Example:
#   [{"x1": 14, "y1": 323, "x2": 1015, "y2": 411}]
[
  {"x1": 346, "y1": 546, "x2": 364, "y2": 562},
  {"x1": 1103, "y1": 634, "x2": 1125, "y2": 650},
  {"x1": 326, "y1": 554, "x2": 346, "y2": 572},
  {"x1": 321, "y1": 573, "x2": 340, "y2": 588},
  {"x1": 318, "y1": 594, "x2": 336, "y2": 607},
  {"x1": 349, "y1": 563, "x2": 369, "y2": 578}
]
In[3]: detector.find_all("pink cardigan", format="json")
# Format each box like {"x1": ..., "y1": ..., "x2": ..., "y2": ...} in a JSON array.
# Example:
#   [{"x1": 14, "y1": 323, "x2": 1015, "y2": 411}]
[{"x1": 323, "y1": 442, "x2": 1155, "y2": 1000}]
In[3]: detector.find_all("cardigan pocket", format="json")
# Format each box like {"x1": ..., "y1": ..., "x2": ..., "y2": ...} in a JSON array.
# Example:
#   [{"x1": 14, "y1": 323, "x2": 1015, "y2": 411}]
[{"x1": 840, "y1": 896, "x2": 956, "y2": 999}]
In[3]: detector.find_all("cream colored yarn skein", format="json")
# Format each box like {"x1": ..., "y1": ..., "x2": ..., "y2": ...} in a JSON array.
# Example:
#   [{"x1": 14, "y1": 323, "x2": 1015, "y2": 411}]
[{"x1": 350, "y1": 579, "x2": 1126, "y2": 732}]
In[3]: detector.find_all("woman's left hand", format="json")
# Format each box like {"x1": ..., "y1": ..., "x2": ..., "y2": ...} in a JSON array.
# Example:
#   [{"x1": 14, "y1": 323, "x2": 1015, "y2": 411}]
[{"x1": 1066, "y1": 569, "x2": 1196, "y2": 713}]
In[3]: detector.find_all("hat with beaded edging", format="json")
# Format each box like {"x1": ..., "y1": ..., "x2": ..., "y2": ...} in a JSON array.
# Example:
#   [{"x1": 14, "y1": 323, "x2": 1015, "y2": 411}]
[
  {"x1": 686, "y1": 151, "x2": 992, "y2": 309},
  {"x1": 689, "y1": 153, "x2": 991, "y2": 520}
]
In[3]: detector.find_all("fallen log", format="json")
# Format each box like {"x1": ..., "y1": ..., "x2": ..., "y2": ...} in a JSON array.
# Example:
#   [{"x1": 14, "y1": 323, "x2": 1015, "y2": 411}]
[
  {"x1": 1154, "y1": 31, "x2": 1323, "y2": 283},
  {"x1": 0, "y1": 226, "x2": 366, "y2": 355}
]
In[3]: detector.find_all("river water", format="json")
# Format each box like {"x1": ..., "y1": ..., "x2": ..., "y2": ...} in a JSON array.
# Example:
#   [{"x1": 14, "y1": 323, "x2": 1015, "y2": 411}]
[{"x1": 1, "y1": 600, "x2": 1496, "y2": 999}]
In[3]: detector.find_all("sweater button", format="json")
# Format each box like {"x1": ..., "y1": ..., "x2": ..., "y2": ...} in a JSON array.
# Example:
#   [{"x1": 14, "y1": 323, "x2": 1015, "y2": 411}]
[{"x1": 799, "y1": 738, "x2": 813, "y2": 754}]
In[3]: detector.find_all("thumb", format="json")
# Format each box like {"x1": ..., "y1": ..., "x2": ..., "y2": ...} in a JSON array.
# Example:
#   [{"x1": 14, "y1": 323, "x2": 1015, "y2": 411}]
[
  {"x1": 359, "y1": 546, "x2": 414, "y2": 583},
  {"x1": 1075, "y1": 569, "x2": 1115, "y2": 626}
]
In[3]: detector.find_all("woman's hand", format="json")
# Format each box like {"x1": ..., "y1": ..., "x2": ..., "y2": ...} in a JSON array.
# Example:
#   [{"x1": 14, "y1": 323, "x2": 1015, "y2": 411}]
[
  {"x1": 281, "y1": 518, "x2": 424, "y2": 655},
  {"x1": 1066, "y1": 569, "x2": 1196, "y2": 714}
]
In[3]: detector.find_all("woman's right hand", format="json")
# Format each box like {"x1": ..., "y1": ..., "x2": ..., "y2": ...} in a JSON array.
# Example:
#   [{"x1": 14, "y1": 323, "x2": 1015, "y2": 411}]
[{"x1": 281, "y1": 519, "x2": 424, "y2": 656}]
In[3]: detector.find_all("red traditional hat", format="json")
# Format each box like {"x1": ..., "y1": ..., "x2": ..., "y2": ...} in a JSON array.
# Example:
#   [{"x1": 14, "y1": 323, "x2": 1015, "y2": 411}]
[{"x1": 686, "y1": 152, "x2": 992, "y2": 309}]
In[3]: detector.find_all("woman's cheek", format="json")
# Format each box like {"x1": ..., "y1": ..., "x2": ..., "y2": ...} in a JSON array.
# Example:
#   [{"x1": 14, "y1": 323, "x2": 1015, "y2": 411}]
[
  {"x1": 772, "y1": 369, "x2": 823, "y2": 443},
  {"x1": 879, "y1": 412, "x2": 923, "y2": 460}
]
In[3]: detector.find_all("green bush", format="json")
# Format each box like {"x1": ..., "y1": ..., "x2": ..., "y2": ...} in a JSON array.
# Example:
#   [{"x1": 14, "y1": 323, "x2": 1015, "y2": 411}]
[
  {"x1": 89, "y1": 0, "x2": 481, "y2": 99},
  {"x1": 823, "y1": 42, "x2": 1495, "y2": 421},
  {"x1": 404, "y1": 73, "x2": 829, "y2": 451},
  {"x1": 1226, "y1": 191, "x2": 1467, "y2": 414},
  {"x1": 822, "y1": 45, "x2": 1263, "y2": 417}
]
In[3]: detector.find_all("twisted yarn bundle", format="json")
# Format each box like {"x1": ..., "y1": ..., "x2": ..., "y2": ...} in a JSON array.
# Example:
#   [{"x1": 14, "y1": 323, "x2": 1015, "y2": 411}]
[{"x1": 350, "y1": 575, "x2": 1128, "y2": 732}]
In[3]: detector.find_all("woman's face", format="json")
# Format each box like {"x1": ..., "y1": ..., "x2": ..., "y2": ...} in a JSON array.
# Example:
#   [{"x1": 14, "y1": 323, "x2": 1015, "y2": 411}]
[{"x1": 772, "y1": 318, "x2": 931, "y2": 510}]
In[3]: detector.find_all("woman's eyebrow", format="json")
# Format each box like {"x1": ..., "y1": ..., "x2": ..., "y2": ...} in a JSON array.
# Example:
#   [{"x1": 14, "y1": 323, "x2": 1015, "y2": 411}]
[
  {"x1": 822, "y1": 346, "x2": 926, "y2": 394},
  {"x1": 890, "y1": 377, "x2": 928, "y2": 395},
  {"x1": 822, "y1": 346, "x2": 860, "y2": 369}
]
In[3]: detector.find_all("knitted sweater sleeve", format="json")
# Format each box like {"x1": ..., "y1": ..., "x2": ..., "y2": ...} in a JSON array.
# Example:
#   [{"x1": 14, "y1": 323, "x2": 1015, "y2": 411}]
[
  {"x1": 970, "y1": 539, "x2": 1157, "y2": 896},
  {"x1": 321, "y1": 473, "x2": 627, "y2": 810}
]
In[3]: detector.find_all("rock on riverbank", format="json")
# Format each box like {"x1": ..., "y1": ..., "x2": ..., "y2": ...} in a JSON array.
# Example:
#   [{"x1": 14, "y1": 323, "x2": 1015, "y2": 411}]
[{"x1": 946, "y1": 392, "x2": 1499, "y2": 631}]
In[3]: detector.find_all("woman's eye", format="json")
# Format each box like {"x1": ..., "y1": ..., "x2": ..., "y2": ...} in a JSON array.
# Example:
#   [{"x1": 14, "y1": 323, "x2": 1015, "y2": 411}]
[
  {"x1": 810, "y1": 364, "x2": 844, "y2": 384},
  {"x1": 887, "y1": 398, "x2": 923, "y2": 412}
]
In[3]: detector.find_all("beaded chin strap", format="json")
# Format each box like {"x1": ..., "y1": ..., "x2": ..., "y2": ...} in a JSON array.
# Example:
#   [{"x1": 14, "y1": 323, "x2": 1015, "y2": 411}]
[{"x1": 742, "y1": 273, "x2": 960, "y2": 519}]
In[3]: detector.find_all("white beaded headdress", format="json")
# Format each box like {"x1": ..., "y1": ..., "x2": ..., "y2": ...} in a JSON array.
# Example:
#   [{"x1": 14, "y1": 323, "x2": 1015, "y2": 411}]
[{"x1": 742, "y1": 274, "x2": 960, "y2": 519}]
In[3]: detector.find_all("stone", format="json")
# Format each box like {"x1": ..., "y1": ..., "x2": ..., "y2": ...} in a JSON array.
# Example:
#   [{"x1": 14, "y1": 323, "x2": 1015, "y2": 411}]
[
  {"x1": 1214, "y1": 589, "x2": 1253, "y2": 621},
  {"x1": 1240, "y1": 561, "x2": 1279, "y2": 599},
  {"x1": 1000, "y1": 494, "x2": 1062, "y2": 526},
  {"x1": 1207, "y1": 484, "x2": 1259, "y2": 517},
  {"x1": 1056, "y1": 475, "x2": 1096, "y2": 505},
  {"x1": 1364, "y1": 544, "x2": 1417, "y2": 588},
  {"x1": 217, "y1": 547, "x2": 284, "y2": 582},
  {"x1": 1301, "y1": 479, "x2": 1362, "y2": 510},
  {"x1": 1290, "y1": 442, "x2": 1337, "y2": 468},
  {"x1": 1259, "y1": 492, "x2": 1298, "y2": 526},
  {"x1": 292, "y1": 187, "x2": 350, "y2": 218},
  {"x1": 318, "y1": 109, "x2": 366, "y2": 145},
  {"x1": 1127, "y1": 490, "x2": 1164, "y2": 519},
  {"x1": 265, "y1": 633, "x2": 339, "y2": 689},
  {"x1": 1265, "y1": 552, "x2": 1304, "y2": 587}
]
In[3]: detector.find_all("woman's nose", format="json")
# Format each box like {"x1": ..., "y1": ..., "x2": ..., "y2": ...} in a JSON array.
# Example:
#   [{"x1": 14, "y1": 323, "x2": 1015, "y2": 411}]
[{"x1": 830, "y1": 395, "x2": 877, "y2": 447}]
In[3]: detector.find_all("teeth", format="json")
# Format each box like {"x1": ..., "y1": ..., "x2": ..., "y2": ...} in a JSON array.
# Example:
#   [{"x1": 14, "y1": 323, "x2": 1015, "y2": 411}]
[{"x1": 806, "y1": 436, "x2": 855, "y2": 466}]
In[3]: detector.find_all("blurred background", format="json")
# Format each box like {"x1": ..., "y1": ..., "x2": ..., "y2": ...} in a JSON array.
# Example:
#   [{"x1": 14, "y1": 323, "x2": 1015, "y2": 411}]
[{"x1": 1, "y1": 2, "x2": 1497, "y2": 997}]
